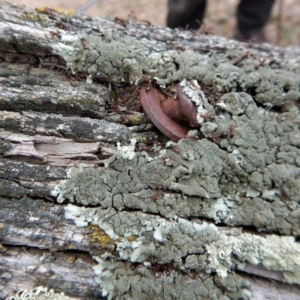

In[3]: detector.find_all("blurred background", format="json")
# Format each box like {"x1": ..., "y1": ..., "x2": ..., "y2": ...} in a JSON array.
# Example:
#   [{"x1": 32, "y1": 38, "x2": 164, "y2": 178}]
[{"x1": 7, "y1": 0, "x2": 300, "y2": 47}]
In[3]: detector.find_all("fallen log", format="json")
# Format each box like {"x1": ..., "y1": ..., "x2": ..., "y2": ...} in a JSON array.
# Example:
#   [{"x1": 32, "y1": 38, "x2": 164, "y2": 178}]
[{"x1": 0, "y1": 1, "x2": 300, "y2": 299}]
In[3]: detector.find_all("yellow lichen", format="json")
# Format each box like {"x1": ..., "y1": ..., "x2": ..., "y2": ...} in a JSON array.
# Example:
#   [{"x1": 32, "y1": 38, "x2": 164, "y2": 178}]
[
  {"x1": 35, "y1": 7, "x2": 47, "y2": 14},
  {"x1": 127, "y1": 235, "x2": 138, "y2": 242},
  {"x1": 89, "y1": 225, "x2": 116, "y2": 249},
  {"x1": 35, "y1": 7, "x2": 75, "y2": 16},
  {"x1": 52, "y1": 7, "x2": 76, "y2": 15},
  {"x1": 22, "y1": 12, "x2": 47, "y2": 22},
  {"x1": 145, "y1": 123, "x2": 154, "y2": 130},
  {"x1": 127, "y1": 115, "x2": 143, "y2": 125},
  {"x1": 67, "y1": 243, "x2": 76, "y2": 249},
  {"x1": 66, "y1": 256, "x2": 76, "y2": 264}
]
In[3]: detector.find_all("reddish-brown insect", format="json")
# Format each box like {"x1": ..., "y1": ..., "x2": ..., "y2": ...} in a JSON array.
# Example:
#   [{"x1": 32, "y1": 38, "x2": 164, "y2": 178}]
[
  {"x1": 80, "y1": 38, "x2": 88, "y2": 49},
  {"x1": 200, "y1": 113, "x2": 215, "y2": 122},
  {"x1": 174, "y1": 45, "x2": 185, "y2": 51},
  {"x1": 55, "y1": 22, "x2": 70, "y2": 30},
  {"x1": 151, "y1": 190, "x2": 159, "y2": 201},
  {"x1": 139, "y1": 145, "x2": 151, "y2": 152},
  {"x1": 151, "y1": 185, "x2": 163, "y2": 201},
  {"x1": 184, "y1": 132, "x2": 200, "y2": 140},
  {"x1": 229, "y1": 51, "x2": 250, "y2": 65},
  {"x1": 236, "y1": 192, "x2": 246, "y2": 205},
  {"x1": 229, "y1": 125, "x2": 235, "y2": 137},
  {"x1": 150, "y1": 257, "x2": 174, "y2": 276},
  {"x1": 115, "y1": 17, "x2": 127, "y2": 27},
  {"x1": 140, "y1": 20, "x2": 151, "y2": 26},
  {"x1": 120, "y1": 115, "x2": 129, "y2": 125},
  {"x1": 153, "y1": 140, "x2": 163, "y2": 147},
  {"x1": 212, "y1": 125, "x2": 235, "y2": 141},
  {"x1": 43, "y1": 7, "x2": 55, "y2": 18},
  {"x1": 192, "y1": 21, "x2": 213, "y2": 35},
  {"x1": 278, "y1": 188, "x2": 289, "y2": 202},
  {"x1": 49, "y1": 31, "x2": 61, "y2": 39},
  {"x1": 255, "y1": 58, "x2": 266, "y2": 69},
  {"x1": 170, "y1": 145, "x2": 180, "y2": 154},
  {"x1": 212, "y1": 132, "x2": 229, "y2": 141}
]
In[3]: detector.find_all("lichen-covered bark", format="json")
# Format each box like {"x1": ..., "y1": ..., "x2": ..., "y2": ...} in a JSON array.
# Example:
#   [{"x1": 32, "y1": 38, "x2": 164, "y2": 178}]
[{"x1": 1, "y1": 0, "x2": 300, "y2": 299}]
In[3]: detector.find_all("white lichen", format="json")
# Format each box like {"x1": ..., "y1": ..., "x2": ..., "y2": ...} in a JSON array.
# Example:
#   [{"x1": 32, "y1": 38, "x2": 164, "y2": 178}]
[
  {"x1": 104, "y1": 139, "x2": 137, "y2": 168},
  {"x1": 179, "y1": 79, "x2": 213, "y2": 125},
  {"x1": 5, "y1": 286, "x2": 70, "y2": 300}
]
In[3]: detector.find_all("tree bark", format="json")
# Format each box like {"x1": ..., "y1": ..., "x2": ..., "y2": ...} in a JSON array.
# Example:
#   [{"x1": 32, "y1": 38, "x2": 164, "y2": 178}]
[{"x1": 0, "y1": 1, "x2": 300, "y2": 299}]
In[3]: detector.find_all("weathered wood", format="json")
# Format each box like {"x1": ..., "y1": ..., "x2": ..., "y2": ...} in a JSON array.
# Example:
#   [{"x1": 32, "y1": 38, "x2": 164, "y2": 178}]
[
  {"x1": 1, "y1": 0, "x2": 300, "y2": 299},
  {"x1": 0, "y1": 245, "x2": 102, "y2": 299}
]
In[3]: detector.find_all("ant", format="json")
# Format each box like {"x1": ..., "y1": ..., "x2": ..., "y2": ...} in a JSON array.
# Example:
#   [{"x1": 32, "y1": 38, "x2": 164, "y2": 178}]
[
  {"x1": 139, "y1": 145, "x2": 151, "y2": 152},
  {"x1": 193, "y1": 20, "x2": 213, "y2": 35},
  {"x1": 55, "y1": 22, "x2": 70, "y2": 30},
  {"x1": 49, "y1": 31, "x2": 61, "y2": 39},
  {"x1": 168, "y1": 144, "x2": 180, "y2": 154},
  {"x1": 212, "y1": 124, "x2": 236, "y2": 141},
  {"x1": 184, "y1": 131, "x2": 201, "y2": 139},
  {"x1": 174, "y1": 45, "x2": 185, "y2": 51},
  {"x1": 120, "y1": 115, "x2": 130, "y2": 125},
  {"x1": 212, "y1": 132, "x2": 228, "y2": 141},
  {"x1": 229, "y1": 125, "x2": 235, "y2": 137},
  {"x1": 200, "y1": 113, "x2": 215, "y2": 122},
  {"x1": 255, "y1": 58, "x2": 266, "y2": 70},
  {"x1": 236, "y1": 192, "x2": 246, "y2": 205},
  {"x1": 171, "y1": 146, "x2": 180, "y2": 154},
  {"x1": 153, "y1": 140, "x2": 163, "y2": 147},
  {"x1": 151, "y1": 185, "x2": 163, "y2": 201},
  {"x1": 140, "y1": 20, "x2": 151, "y2": 26},
  {"x1": 278, "y1": 187, "x2": 289, "y2": 202},
  {"x1": 43, "y1": 7, "x2": 55, "y2": 18},
  {"x1": 115, "y1": 17, "x2": 127, "y2": 27},
  {"x1": 151, "y1": 186, "x2": 163, "y2": 200},
  {"x1": 229, "y1": 51, "x2": 250, "y2": 65},
  {"x1": 80, "y1": 38, "x2": 88, "y2": 49},
  {"x1": 150, "y1": 257, "x2": 174, "y2": 276}
]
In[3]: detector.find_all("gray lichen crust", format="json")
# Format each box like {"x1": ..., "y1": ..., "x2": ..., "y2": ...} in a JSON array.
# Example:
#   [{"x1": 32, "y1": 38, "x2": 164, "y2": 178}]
[
  {"x1": 52, "y1": 30, "x2": 300, "y2": 103},
  {"x1": 50, "y1": 26, "x2": 300, "y2": 300},
  {"x1": 52, "y1": 118, "x2": 300, "y2": 298},
  {"x1": 53, "y1": 120, "x2": 300, "y2": 235},
  {"x1": 64, "y1": 203, "x2": 254, "y2": 299},
  {"x1": 62, "y1": 203, "x2": 300, "y2": 299}
]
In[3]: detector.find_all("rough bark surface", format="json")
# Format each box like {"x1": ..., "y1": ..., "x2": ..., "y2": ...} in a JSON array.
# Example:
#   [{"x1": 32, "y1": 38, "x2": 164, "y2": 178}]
[{"x1": 0, "y1": 1, "x2": 300, "y2": 299}]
